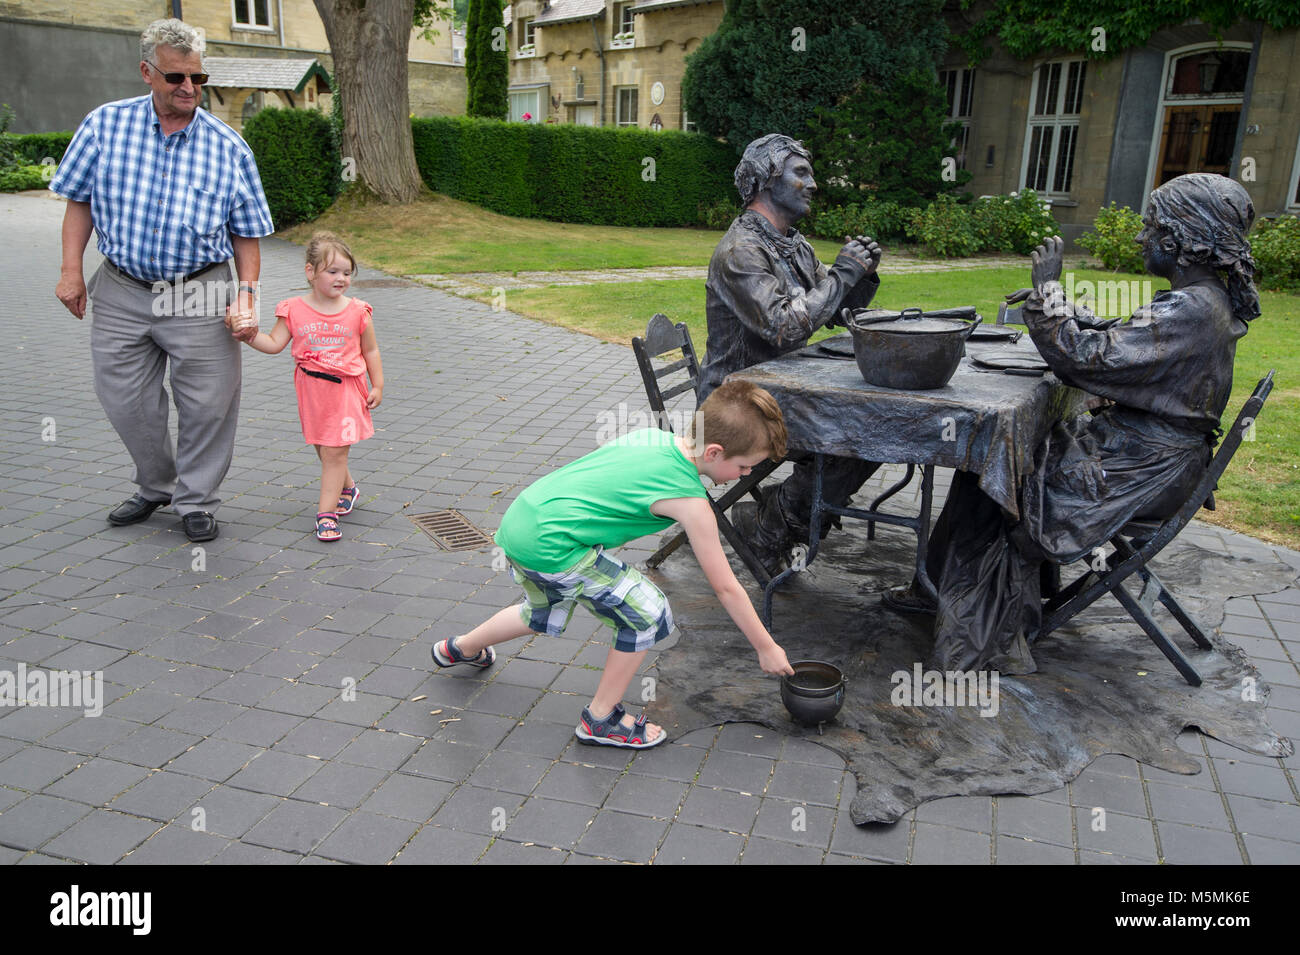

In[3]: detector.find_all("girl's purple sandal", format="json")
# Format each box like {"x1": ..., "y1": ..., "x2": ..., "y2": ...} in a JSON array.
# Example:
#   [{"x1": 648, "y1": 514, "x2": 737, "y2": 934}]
[
  {"x1": 316, "y1": 512, "x2": 341, "y2": 542},
  {"x1": 575, "y1": 703, "x2": 666, "y2": 749},
  {"x1": 431, "y1": 635, "x2": 495, "y2": 669},
  {"x1": 337, "y1": 484, "x2": 359, "y2": 515}
]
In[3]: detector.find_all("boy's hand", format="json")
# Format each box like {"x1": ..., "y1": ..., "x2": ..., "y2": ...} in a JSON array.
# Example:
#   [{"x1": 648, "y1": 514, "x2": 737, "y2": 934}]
[{"x1": 759, "y1": 643, "x2": 794, "y2": 676}]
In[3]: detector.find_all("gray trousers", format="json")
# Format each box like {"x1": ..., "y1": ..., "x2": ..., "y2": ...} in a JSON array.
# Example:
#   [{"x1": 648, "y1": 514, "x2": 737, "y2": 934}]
[{"x1": 87, "y1": 261, "x2": 241, "y2": 516}]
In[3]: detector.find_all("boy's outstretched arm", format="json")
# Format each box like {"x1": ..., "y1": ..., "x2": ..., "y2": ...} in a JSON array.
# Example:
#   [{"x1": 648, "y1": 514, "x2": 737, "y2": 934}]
[{"x1": 651, "y1": 497, "x2": 794, "y2": 676}]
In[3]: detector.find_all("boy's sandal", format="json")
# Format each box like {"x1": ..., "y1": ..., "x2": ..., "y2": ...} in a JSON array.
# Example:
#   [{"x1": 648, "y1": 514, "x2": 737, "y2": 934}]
[
  {"x1": 337, "y1": 484, "x2": 359, "y2": 515},
  {"x1": 575, "y1": 703, "x2": 666, "y2": 749},
  {"x1": 315, "y1": 512, "x2": 342, "y2": 542},
  {"x1": 431, "y1": 635, "x2": 496, "y2": 670}
]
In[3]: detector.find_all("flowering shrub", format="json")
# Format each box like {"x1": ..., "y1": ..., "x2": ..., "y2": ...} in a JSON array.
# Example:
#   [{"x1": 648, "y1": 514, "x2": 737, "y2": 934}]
[{"x1": 1078, "y1": 202, "x2": 1145, "y2": 273}]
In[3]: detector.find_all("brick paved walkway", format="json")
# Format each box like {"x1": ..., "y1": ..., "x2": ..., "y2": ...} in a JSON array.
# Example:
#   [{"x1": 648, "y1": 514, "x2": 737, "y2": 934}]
[{"x1": 1, "y1": 190, "x2": 1297, "y2": 864}]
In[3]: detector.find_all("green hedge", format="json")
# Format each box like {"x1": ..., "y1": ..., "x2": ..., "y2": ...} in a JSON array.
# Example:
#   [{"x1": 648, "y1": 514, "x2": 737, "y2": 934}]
[
  {"x1": 4, "y1": 131, "x2": 73, "y2": 164},
  {"x1": 1251, "y1": 215, "x2": 1300, "y2": 291},
  {"x1": 411, "y1": 116, "x2": 736, "y2": 227},
  {"x1": 0, "y1": 164, "x2": 48, "y2": 192},
  {"x1": 243, "y1": 107, "x2": 340, "y2": 229}
]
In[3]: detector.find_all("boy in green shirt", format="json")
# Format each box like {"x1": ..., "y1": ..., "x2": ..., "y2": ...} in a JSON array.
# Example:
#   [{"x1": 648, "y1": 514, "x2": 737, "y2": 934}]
[{"x1": 432, "y1": 380, "x2": 795, "y2": 749}]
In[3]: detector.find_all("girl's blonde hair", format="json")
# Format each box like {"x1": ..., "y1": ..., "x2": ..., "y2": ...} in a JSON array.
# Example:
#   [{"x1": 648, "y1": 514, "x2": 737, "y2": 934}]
[{"x1": 305, "y1": 231, "x2": 357, "y2": 273}]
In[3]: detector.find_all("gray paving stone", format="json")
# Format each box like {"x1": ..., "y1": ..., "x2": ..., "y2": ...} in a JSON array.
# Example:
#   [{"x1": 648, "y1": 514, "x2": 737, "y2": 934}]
[
  {"x1": 393, "y1": 826, "x2": 492, "y2": 864},
  {"x1": 1212, "y1": 757, "x2": 1296, "y2": 802},
  {"x1": 166, "y1": 738, "x2": 261, "y2": 782},
  {"x1": 210, "y1": 841, "x2": 302, "y2": 864},
  {"x1": 626, "y1": 742, "x2": 707, "y2": 782},
  {"x1": 102, "y1": 725, "x2": 201, "y2": 769},
  {"x1": 995, "y1": 795, "x2": 1075, "y2": 846},
  {"x1": 292, "y1": 761, "x2": 387, "y2": 808},
  {"x1": 185, "y1": 786, "x2": 279, "y2": 839},
  {"x1": 912, "y1": 822, "x2": 994, "y2": 864},
  {"x1": 243, "y1": 800, "x2": 348, "y2": 855},
  {"x1": 576, "y1": 809, "x2": 669, "y2": 862},
  {"x1": 695, "y1": 747, "x2": 774, "y2": 795},
  {"x1": 678, "y1": 785, "x2": 761, "y2": 833},
  {"x1": 0, "y1": 794, "x2": 91, "y2": 850},
  {"x1": 360, "y1": 773, "x2": 453, "y2": 823},
  {"x1": 110, "y1": 771, "x2": 213, "y2": 822},
  {"x1": 1243, "y1": 833, "x2": 1300, "y2": 864},
  {"x1": 467, "y1": 749, "x2": 552, "y2": 796},
  {"x1": 429, "y1": 785, "x2": 525, "y2": 836},
  {"x1": 1224, "y1": 793, "x2": 1300, "y2": 843},
  {"x1": 752, "y1": 797, "x2": 835, "y2": 848},
  {"x1": 533, "y1": 760, "x2": 620, "y2": 807},
  {"x1": 498, "y1": 719, "x2": 575, "y2": 759},
  {"x1": 226, "y1": 750, "x2": 324, "y2": 797},
  {"x1": 214, "y1": 708, "x2": 302, "y2": 747},
  {"x1": 1072, "y1": 807, "x2": 1159, "y2": 861},
  {"x1": 656, "y1": 823, "x2": 744, "y2": 864},
  {"x1": 402, "y1": 738, "x2": 487, "y2": 782},
  {"x1": 480, "y1": 839, "x2": 569, "y2": 864},
  {"x1": 503, "y1": 796, "x2": 597, "y2": 850},
  {"x1": 43, "y1": 757, "x2": 151, "y2": 806},
  {"x1": 0, "y1": 746, "x2": 85, "y2": 791},
  {"x1": 42, "y1": 808, "x2": 160, "y2": 864},
  {"x1": 335, "y1": 728, "x2": 424, "y2": 769},
  {"x1": 156, "y1": 699, "x2": 244, "y2": 736},
  {"x1": 436, "y1": 710, "x2": 516, "y2": 748},
  {"x1": 996, "y1": 835, "x2": 1076, "y2": 864},
  {"x1": 914, "y1": 795, "x2": 993, "y2": 832},
  {"x1": 1155, "y1": 820, "x2": 1245, "y2": 864},
  {"x1": 1144, "y1": 780, "x2": 1233, "y2": 829},
  {"x1": 315, "y1": 811, "x2": 420, "y2": 864}
]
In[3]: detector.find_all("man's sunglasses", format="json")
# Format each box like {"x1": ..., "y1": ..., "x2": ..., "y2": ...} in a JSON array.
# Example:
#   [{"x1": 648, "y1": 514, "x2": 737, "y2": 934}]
[{"x1": 145, "y1": 60, "x2": 209, "y2": 86}]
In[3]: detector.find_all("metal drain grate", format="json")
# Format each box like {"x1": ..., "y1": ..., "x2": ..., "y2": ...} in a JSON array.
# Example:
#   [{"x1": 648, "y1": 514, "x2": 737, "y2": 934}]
[{"x1": 409, "y1": 510, "x2": 495, "y2": 551}]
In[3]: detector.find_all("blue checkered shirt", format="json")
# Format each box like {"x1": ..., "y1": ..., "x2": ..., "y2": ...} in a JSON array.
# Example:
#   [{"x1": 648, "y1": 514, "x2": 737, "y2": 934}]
[{"x1": 50, "y1": 95, "x2": 274, "y2": 283}]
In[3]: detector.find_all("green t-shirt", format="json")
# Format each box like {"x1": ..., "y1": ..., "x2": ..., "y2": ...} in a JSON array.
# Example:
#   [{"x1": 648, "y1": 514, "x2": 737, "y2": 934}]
[{"x1": 496, "y1": 428, "x2": 709, "y2": 573}]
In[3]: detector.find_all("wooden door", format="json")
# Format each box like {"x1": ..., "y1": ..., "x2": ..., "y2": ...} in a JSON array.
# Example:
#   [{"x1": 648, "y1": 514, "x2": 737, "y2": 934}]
[{"x1": 1156, "y1": 105, "x2": 1240, "y2": 184}]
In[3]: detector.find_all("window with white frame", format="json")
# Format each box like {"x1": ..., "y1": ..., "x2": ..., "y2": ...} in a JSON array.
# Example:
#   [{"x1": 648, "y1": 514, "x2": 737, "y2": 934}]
[
  {"x1": 682, "y1": 109, "x2": 696, "y2": 133},
  {"x1": 940, "y1": 68, "x2": 975, "y2": 169},
  {"x1": 1022, "y1": 60, "x2": 1086, "y2": 195},
  {"x1": 616, "y1": 86, "x2": 638, "y2": 126},
  {"x1": 509, "y1": 88, "x2": 542, "y2": 123},
  {"x1": 612, "y1": 3, "x2": 635, "y2": 46},
  {"x1": 233, "y1": 0, "x2": 272, "y2": 29},
  {"x1": 518, "y1": 17, "x2": 536, "y2": 54}
]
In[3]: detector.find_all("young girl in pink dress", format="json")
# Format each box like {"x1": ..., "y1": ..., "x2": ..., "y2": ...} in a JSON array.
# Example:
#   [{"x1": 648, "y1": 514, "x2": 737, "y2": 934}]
[{"x1": 246, "y1": 232, "x2": 385, "y2": 541}]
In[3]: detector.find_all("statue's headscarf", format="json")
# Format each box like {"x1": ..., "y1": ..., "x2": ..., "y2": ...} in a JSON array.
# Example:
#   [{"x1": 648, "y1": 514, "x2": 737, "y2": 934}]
[
  {"x1": 734, "y1": 134, "x2": 812, "y2": 206},
  {"x1": 1149, "y1": 173, "x2": 1260, "y2": 324}
]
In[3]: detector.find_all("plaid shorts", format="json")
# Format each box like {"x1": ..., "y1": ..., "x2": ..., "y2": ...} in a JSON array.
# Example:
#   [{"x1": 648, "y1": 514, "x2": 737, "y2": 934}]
[{"x1": 509, "y1": 547, "x2": 674, "y2": 653}]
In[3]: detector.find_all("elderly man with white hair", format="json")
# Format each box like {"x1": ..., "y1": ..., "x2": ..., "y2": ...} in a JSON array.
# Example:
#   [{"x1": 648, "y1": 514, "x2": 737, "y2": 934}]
[
  {"x1": 698, "y1": 133, "x2": 884, "y2": 572},
  {"x1": 51, "y1": 18, "x2": 274, "y2": 543}
]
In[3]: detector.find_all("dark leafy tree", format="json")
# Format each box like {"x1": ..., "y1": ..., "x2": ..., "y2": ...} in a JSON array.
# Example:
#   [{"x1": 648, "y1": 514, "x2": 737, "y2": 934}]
[
  {"x1": 681, "y1": 0, "x2": 947, "y2": 152},
  {"x1": 804, "y1": 69, "x2": 969, "y2": 208}
]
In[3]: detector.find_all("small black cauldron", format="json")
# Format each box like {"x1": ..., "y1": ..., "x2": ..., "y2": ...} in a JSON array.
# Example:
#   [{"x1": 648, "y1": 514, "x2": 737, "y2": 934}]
[{"x1": 781, "y1": 660, "x2": 846, "y2": 726}]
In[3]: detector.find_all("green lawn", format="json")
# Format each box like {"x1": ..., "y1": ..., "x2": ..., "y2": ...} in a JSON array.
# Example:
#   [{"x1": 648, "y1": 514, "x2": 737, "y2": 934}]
[{"x1": 284, "y1": 195, "x2": 1300, "y2": 548}]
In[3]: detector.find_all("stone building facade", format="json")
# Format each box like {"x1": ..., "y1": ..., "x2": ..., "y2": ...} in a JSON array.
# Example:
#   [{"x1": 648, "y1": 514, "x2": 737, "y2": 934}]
[
  {"x1": 940, "y1": 14, "x2": 1300, "y2": 238},
  {"x1": 504, "y1": 0, "x2": 721, "y2": 130},
  {"x1": 0, "y1": 0, "x2": 465, "y2": 134}
]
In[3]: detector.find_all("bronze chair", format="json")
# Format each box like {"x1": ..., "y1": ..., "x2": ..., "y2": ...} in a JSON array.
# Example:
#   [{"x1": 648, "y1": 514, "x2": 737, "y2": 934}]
[
  {"x1": 631, "y1": 313, "x2": 781, "y2": 585},
  {"x1": 1040, "y1": 372, "x2": 1275, "y2": 686}
]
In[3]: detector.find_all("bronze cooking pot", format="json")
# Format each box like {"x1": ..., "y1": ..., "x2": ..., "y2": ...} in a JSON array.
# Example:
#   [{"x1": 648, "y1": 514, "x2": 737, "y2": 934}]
[{"x1": 847, "y1": 307, "x2": 982, "y2": 390}]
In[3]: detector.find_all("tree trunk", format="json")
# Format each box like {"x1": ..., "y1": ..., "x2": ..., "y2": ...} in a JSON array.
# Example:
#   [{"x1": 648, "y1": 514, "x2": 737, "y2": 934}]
[{"x1": 314, "y1": 0, "x2": 423, "y2": 204}]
